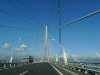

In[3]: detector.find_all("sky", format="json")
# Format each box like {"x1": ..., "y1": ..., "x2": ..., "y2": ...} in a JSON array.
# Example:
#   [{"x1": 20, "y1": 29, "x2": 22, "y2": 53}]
[{"x1": 0, "y1": 0, "x2": 100, "y2": 62}]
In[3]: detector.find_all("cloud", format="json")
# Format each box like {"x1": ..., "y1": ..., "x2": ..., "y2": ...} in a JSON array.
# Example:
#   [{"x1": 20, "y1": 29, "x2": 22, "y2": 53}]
[
  {"x1": 2, "y1": 43, "x2": 10, "y2": 50},
  {"x1": 72, "y1": 55, "x2": 78, "y2": 58},
  {"x1": 15, "y1": 44, "x2": 27, "y2": 51},
  {"x1": 20, "y1": 44, "x2": 27, "y2": 50},
  {"x1": 15, "y1": 48, "x2": 21, "y2": 51},
  {"x1": 96, "y1": 51, "x2": 100, "y2": 58},
  {"x1": 57, "y1": 52, "x2": 100, "y2": 62}
]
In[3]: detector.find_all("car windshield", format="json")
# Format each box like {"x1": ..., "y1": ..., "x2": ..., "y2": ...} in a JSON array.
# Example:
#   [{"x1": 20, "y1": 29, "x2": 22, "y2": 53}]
[{"x1": 0, "y1": 0, "x2": 100, "y2": 75}]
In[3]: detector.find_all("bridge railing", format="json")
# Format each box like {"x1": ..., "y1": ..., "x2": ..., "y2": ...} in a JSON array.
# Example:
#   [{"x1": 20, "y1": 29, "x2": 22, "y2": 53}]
[
  {"x1": 0, "y1": 62, "x2": 29, "y2": 69},
  {"x1": 52, "y1": 62, "x2": 100, "y2": 75},
  {"x1": 67, "y1": 62, "x2": 100, "y2": 75}
]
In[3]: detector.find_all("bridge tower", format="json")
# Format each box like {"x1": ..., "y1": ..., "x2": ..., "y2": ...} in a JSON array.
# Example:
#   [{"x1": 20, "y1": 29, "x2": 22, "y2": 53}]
[
  {"x1": 58, "y1": 0, "x2": 62, "y2": 62},
  {"x1": 9, "y1": 55, "x2": 13, "y2": 63},
  {"x1": 63, "y1": 49, "x2": 68, "y2": 65},
  {"x1": 56, "y1": 54, "x2": 58, "y2": 62},
  {"x1": 42, "y1": 25, "x2": 49, "y2": 62}
]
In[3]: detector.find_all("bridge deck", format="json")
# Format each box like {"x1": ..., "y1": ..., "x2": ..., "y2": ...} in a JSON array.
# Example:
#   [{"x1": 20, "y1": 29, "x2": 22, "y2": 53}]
[{"x1": 0, "y1": 63, "x2": 92, "y2": 75}]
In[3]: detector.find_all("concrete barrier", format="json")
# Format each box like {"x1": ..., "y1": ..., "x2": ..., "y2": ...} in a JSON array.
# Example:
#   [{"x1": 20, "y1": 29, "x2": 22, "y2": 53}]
[{"x1": 0, "y1": 62, "x2": 30, "y2": 70}]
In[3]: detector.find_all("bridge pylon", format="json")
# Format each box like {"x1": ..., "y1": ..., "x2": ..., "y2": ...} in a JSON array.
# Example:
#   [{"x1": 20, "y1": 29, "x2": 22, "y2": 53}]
[
  {"x1": 9, "y1": 55, "x2": 13, "y2": 63},
  {"x1": 42, "y1": 25, "x2": 49, "y2": 62}
]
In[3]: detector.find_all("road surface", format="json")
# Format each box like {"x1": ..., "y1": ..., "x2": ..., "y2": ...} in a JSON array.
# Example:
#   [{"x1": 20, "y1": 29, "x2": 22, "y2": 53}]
[{"x1": 0, "y1": 62, "x2": 91, "y2": 75}]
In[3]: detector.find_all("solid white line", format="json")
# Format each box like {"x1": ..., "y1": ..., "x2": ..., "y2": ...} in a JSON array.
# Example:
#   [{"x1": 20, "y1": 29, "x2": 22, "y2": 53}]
[
  {"x1": 19, "y1": 71, "x2": 28, "y2": 75},
  {"x1": 55, "y1": 65, "x2": 79, "y2": 75},
  {"x1": 50, "y1": 64, "x2": 63, "y2": 75}
]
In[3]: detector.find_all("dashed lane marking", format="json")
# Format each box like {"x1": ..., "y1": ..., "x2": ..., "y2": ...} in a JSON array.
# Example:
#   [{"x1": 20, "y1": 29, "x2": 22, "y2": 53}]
[{"x1": 19, "y1": 71, "x2": 28, "y2": 75}]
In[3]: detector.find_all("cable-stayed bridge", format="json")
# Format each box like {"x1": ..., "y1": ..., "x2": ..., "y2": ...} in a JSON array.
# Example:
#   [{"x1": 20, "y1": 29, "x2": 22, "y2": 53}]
[{"x1": 0, "y1": 0, "x2": 100, "y2": 75}]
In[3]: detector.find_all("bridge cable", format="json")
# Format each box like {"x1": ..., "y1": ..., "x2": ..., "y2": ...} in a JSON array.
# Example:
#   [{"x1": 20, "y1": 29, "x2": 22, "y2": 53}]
[
  {"x1": 48, "y1": 38, "x2": 55, "y2": 60},
  {"x1": 20, "y1": 0, "x2": 45, "y2": 30},
  {"x1": 0, "y1": 29, "x2": 43, "y2": 62},
  {"x1": 20, "y1": 0, "x2": 39, "y2": 23},
  {"x1": 0, "y1": 51, "x2": 16, "y2": 62},
  {"x1": 49, "y1": 37, "x2": 57, "y2": 56},
  {"x1": 49, "y1": 33, "x2": 79, "y2": 62},
  {"x1": 17, "y1": 49, "x2": 32, "y2": 62},
  {"x1": 49, "y1": 0, "x2": 66, "y2": 26},
  {"x1": 0, "y1": 35, "x2": 34, "y2": 44},
  {"x1": 0, "y1": 24, "x2": 36, "y2": 30},
  {"x1": 35, "y1": 24, "x2": 39, "y2": 53},
  {"x1": 50, "y1": 10, "x2": 100, "y2": 31},
  {"x1": 8, "y1": 0, "x2": 38, "y2": 25},
  {"x1": 47, "y1": 0, "x2": 57, "y2": 26},
  {"x1": 48, "y1": 36, "x2": 57, "y2": 59},
  {"x1": 0, "y1": 8, "x2": 37, "y2": 27}
]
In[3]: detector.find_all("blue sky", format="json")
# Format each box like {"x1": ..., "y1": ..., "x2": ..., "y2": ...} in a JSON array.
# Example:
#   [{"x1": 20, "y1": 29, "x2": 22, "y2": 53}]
[{"x1": 0, "y1": 0, "x2": 100, "y2": 61}]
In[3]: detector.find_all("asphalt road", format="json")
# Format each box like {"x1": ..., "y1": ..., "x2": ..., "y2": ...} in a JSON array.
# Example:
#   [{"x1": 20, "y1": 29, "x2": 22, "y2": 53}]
[
  {"x1": 0, "y1": 63, "x2": 60, "y2": 75},
  {"x1": 53, "y1": 64, "x2": 92, "y2": 75},
  {"x1": 0, "y1": 62, "x2": 89, "y2": 75}
]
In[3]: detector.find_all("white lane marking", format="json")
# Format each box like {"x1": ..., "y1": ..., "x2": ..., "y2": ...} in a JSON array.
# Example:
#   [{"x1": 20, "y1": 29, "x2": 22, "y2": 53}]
[
  {"x1": 19, "y1": 71, "x2": 28, "y2": 75},
  {"x1": 50, "y1": 64, "x2": 63, "y2": 75},
  {"x1": 55, "y1": 65, "x2": 78, "y2": 75}
]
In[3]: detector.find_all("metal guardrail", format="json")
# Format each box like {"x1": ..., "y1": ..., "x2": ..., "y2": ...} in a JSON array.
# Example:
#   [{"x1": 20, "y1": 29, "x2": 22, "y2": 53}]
[
  {"x1": 52, "y1": 62, "x2": 100, "y2": 75},
  {"x1": 67, "y1": 62, "x2": 100, "y2": 75}
]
